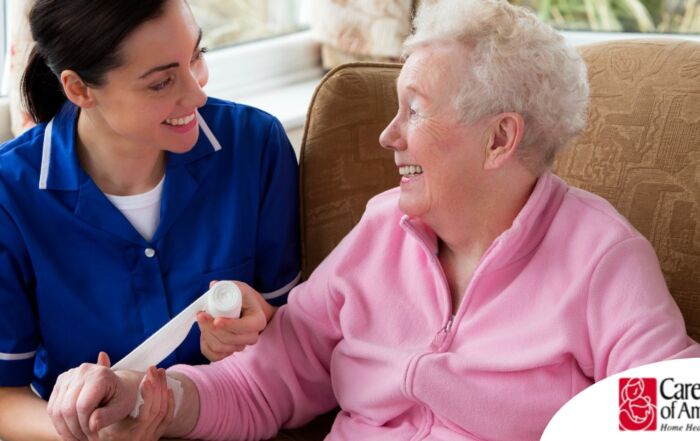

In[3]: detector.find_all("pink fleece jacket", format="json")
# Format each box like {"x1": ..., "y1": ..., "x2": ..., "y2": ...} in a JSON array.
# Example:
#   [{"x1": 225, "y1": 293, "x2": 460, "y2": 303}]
[{"x1": 171, "y1": 172, "x2": 700, "y2": 440}]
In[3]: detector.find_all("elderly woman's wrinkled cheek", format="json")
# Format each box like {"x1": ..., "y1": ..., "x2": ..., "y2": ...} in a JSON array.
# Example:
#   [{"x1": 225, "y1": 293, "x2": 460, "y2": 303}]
[{"x1": 420, "y1": 117, "x2": 456, "y2": 144}]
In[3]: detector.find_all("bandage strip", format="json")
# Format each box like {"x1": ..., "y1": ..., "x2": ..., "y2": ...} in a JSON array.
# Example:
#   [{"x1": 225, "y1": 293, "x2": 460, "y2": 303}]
[{"x1": 113, "y1": 281, "x2": 242, "y2": 417}]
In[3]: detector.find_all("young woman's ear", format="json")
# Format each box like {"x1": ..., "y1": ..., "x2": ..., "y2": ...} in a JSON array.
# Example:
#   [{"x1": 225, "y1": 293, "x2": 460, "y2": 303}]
[
  {"x1": 60, "y1": 70, "x2": 96, "y2": 108},
  {"x1": 483, "y1": 112, "x2": 525, "y2": 171}
]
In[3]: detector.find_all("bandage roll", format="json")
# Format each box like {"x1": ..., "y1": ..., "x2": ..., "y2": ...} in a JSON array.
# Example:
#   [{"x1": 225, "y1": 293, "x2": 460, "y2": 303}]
[
  {"x1": 113, "y1": 281, "x2": 242, "y2": 417},
  {"x1": 113, "y1": 281, "x2": 242, "y2": 371},
  {"x1": 206, "y1": 281, "x2": 242, "y2": 318}
]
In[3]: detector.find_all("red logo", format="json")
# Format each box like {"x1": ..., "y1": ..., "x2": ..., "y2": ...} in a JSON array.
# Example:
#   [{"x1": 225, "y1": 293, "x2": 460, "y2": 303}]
[{"x1": 619, "y1": 378, "x2": 657, "y2": 431}]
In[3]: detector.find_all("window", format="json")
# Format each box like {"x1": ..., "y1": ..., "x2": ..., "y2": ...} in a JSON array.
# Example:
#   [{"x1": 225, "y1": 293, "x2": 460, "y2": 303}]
[
  {"x1": 510, "y1": 0, "x2": 700, "y2": 34},
  {"x1": 189, "y1": 0, "x2": 309, "y2": 50},
  {"x1": 192, "y1": 0, "x2": 321, "y2": 132}
]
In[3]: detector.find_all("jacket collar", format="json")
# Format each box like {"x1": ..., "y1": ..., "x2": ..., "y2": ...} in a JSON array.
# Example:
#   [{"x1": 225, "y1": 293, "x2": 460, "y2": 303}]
[
  {"x1": 38, "y1": 100, "x2": 222, "y2": 191},
  {"x1": 37, "y1": 100, "x2": 223, "y2": 245},
  {"x1": 400, "y1": 172, "x2": 569, "y2": 271}
]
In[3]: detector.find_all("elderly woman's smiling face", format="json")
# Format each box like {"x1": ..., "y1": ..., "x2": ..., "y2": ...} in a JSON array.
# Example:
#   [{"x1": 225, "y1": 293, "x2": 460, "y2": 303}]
[{"x1": 380, "y1": 42, "x2": 493, "y2": 225}]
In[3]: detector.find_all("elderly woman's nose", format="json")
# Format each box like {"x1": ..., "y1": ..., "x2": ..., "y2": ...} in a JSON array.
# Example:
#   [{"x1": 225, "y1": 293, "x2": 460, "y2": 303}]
[{"x1": 379, "y1": 116, "x2": 406, "y2": 151}]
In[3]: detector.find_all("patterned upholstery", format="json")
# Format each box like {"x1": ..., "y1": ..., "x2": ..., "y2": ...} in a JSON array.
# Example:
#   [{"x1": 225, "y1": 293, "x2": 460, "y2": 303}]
[
  {"x1": 277, "y1": 38, "x2": 700, "y2": 440},
  {"x1": 553, "y1": 39, "x2": 700, "y2": 341}
]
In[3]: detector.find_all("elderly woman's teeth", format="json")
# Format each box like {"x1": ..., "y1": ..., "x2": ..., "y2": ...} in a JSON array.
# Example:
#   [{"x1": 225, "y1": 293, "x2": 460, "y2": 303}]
[
  {"x1": 399, "y1": 165, "x2": 423, "y2": 176},
  {"x1": 165, "y1": 113, "x2": 196, "y2": 126}
]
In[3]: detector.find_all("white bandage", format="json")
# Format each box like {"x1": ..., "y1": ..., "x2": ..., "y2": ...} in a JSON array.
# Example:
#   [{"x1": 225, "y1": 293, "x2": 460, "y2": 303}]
[
  {"x1": 129, "y1": 374, "x2": 184, "y2": 418},
  {"x1": 113, "y1": 281, "x2": 242, "y2": 417}
]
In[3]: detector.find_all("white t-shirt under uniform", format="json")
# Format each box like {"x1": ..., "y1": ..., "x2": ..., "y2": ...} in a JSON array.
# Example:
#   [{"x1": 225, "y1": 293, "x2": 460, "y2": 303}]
[{"x1": 105, "y1": 176, "x2": 164, "y2": 242}]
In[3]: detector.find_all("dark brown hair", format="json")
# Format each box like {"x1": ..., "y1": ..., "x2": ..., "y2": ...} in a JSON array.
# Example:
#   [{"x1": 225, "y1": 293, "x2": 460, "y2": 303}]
[{"x1": 21, "y1": 0, "x2": 170, "y2": 123}]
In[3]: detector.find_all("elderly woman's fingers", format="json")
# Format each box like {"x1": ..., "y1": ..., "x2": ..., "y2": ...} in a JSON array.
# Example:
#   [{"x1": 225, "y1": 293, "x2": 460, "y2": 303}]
[
  {"x1": 143, "y1": 369, "x2": 171, "y2": 436},
  {"x1": 136, "y1": 369, "x2": 156, "y2": 422},
  {"x1": 159, "y1": 388, "x2": 176, "y2": 432}
]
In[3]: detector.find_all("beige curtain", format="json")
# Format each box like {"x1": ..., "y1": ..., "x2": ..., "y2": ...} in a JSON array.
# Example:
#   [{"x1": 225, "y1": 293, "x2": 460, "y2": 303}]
[
  {"x1": 5, "y1": 0, "x2": 35, "y2": 136},
  {"x1": 311, "y1": 0, "x2": 418, "y2": 69}
]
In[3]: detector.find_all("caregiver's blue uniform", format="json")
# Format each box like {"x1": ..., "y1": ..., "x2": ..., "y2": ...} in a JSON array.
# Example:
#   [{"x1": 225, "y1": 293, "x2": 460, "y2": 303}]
[{"x1": 0, "y1": 97, "x2": 300, "y2": 398}]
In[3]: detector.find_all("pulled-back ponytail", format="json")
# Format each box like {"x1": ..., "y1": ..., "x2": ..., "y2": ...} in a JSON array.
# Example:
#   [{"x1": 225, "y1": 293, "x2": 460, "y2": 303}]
[{"x1": 21, "y1": 47, "x2": 66, "y2": 124}]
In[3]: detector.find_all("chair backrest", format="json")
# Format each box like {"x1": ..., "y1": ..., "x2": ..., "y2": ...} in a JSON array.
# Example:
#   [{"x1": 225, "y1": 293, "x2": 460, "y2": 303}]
[
  {"x1": 553, "y1": 39, "x2": 700, "y2": 340},
  {"x1": 299, "y1": 63, "x2": 400, "y2": 279},
  {"x1": 299, "y1": 39, "x2": 700, "y2": 341}
]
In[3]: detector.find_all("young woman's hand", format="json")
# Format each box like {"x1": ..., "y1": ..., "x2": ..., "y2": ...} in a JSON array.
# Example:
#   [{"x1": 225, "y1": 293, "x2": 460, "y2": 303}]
[
  {"x1": 95, "y1": 366, "x2": 174, "y2": 441},
  {"x1": 47, "y1": 352, "x2": 140, "y2": 441},
  {"x1": 197, "y1": 281, "x2": 276, "y2": 362}
]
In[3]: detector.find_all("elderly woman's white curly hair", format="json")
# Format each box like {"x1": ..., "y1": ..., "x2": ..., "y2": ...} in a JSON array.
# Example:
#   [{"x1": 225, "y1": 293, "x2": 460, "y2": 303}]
[{"x1": 404, "y1": 0, "x2": 589, "y2": 173}]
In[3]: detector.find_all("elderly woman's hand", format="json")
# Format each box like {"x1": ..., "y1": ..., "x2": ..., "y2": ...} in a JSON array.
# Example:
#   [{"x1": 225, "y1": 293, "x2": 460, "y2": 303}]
[
  {"x1": 47, "y1": 352, "x2": 140, "y2": 441},
  {"x1": 197, "y1": 281, "x2": 276, "y2": 362},
  {"x1": 95, "y1": 366, "x2": 174, "y2": 441}
]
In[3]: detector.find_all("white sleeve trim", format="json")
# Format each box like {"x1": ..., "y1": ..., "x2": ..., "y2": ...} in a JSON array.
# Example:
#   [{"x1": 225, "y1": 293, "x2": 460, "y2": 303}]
[
  {"x1": 0, "y1": 350, "x2": 36, "y2": 361},
  {"x1": 261, "y1": 271, "x2": 301, "y2": 300}
]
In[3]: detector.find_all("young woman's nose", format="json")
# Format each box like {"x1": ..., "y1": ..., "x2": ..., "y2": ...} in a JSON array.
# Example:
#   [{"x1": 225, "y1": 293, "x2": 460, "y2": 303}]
[{"x1": 180, "y1": 63, "x2": 209, "y2": 109}]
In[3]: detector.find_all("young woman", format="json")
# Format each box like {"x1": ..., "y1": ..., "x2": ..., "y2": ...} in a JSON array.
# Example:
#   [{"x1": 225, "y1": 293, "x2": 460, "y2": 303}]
[{"x1": 0, "y1": 0, "x2": 300, "y2": 439}]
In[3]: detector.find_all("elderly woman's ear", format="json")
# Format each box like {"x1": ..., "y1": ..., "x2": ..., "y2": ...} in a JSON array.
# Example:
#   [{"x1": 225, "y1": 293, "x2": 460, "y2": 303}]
[{"x1": 483, "y1": 112, "x2": 525, "y2": 171}]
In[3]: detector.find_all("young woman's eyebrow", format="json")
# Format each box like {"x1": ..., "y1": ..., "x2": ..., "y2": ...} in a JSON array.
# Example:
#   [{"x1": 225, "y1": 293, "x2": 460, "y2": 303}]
[{"x1": 138, "y1": 28, "x2": 203, "y2": 79}]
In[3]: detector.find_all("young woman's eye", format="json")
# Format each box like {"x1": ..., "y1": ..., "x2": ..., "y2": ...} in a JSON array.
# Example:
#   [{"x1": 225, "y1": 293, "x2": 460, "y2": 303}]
[
  {"x1": 149, "y1": 77, "x2": 173, "y2": 92},
  {"x1": 192, "y1": 46, "x2": 208, "y2": 63}
]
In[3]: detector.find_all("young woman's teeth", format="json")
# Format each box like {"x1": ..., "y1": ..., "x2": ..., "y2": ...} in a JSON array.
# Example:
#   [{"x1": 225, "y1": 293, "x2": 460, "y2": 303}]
[
  {"x1": 399, "y1": 165, "x2": 423, "y2": 176},
  {"x1": 165, "y1": 113, "x2": 195, "y2": 126}
]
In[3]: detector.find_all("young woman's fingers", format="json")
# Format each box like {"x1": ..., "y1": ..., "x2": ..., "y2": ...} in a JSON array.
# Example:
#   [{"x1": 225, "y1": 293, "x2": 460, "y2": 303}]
[
  {"x1": 96, "y1": 351, "x2": 111, "y2": 368},
  {"x1": 201, "y1": 331, "x2": 244, "y2": 355},
  {"x1": 215, "y1": 309, "x2": 266, "y2": 335},
  {"x1": 57, "y1": 377, "x2": 89, "y2": 441}
]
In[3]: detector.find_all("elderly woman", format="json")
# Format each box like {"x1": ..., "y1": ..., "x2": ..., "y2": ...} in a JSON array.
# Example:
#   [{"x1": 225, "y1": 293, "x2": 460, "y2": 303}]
[{"x1": 48, "y1": 0, "x2": 700, "y2": 440}]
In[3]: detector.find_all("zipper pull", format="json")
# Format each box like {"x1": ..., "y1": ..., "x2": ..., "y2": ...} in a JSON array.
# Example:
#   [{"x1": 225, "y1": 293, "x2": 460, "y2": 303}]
[
  {"x1": 432, "y1": 318, "x2": 454, "y2": 348},
  {"x1": 444, "y1": 317, "x2": 453, "y2": 334}
]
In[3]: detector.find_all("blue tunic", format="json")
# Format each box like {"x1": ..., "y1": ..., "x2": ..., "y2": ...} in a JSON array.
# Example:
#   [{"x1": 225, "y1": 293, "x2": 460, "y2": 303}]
[{"x1": 0, "y1": 97, "x2": 300, "y2": 399}]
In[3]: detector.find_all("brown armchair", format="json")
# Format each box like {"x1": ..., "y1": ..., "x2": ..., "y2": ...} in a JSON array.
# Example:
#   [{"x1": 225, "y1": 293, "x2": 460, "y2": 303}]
[{"x1": 270, "y1": 38, "x2": 700, "y2": 440}]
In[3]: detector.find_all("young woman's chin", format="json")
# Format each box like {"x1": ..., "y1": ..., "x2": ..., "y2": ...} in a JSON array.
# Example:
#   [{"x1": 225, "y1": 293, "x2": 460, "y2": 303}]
[{"x1": 159, "y1": 124, "x2": 200, "y2": 153}]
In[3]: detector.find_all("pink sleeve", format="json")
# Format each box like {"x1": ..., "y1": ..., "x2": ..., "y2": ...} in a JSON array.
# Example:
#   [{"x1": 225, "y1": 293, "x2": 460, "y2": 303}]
[
  {"x1": 169, "y1": 256, "x2": 343, "y2": 440},
  {"x1": 586, "y1": 236, "x2": 700, "y2": 380}
]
